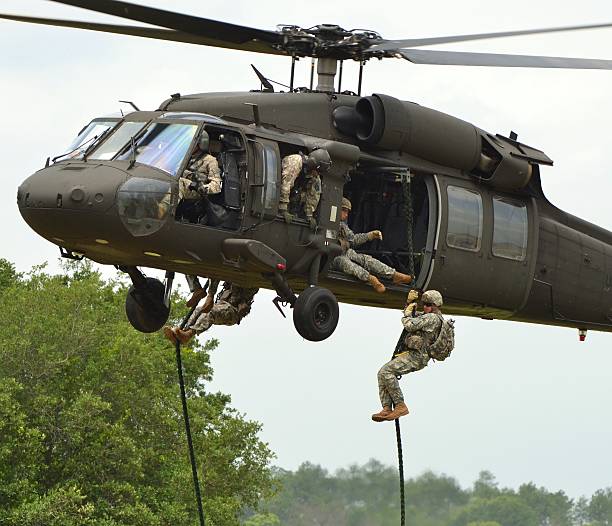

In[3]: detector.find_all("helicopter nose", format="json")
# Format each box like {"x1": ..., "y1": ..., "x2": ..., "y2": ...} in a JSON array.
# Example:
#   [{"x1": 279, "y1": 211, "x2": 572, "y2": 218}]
[{"x1": 17, "y1": 162, "x2": 128, "y2": 243}]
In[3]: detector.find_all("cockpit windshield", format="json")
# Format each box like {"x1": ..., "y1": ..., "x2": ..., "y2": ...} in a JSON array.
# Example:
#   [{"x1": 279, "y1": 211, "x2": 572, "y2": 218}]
[
  {"x1": 56, "y1": 119, "x2": 119, "y2": 161},
  {"x1": 89, "y1": 121, "x2": 147, "y2": 161},
  {"x1": 116, "y1": 122, "x2": 198, "y2": 177}
]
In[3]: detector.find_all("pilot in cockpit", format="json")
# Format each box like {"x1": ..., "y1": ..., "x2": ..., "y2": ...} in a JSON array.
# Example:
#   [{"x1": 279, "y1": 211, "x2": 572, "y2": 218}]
[{"x1": 178, "y1": 130, "x2": 221, "y2": 202}]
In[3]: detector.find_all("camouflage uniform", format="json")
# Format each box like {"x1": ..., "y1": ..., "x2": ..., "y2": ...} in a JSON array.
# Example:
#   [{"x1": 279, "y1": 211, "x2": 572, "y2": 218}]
[
  {"x1": 186, "y1": 282, "x2": 258, "y2": 334},
  {"x1": 279, "y1": 154, "x2": 322, "y2": 218},
  {"x1": 299, "y1": 171, "x2": 322, "y2": 220},
  {"x1": 178, "y1": 153, "x2": 221, "y2": 200},
  {"x1": 377, "y1": 312, "x2": 443, "y2": 407},
  {"x1": 333, "y1": 221, "x2": 395, "y2": 282},
  {"x1": 279, "y1": 154, "x2": 303, "y2": 212}
]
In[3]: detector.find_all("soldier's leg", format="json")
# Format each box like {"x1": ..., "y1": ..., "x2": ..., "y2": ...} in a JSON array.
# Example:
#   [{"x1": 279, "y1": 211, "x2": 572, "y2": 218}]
[
  {"x1": 377, "y1": 355, "x2": 416, "y2": 407},
  {"x1": 349, "y1": 252, "x2": 395, "y2": 280},
  {"x1": 332, "y1": 255, "x2": 370, "y2": 282},
  {"x1": 207, "y1": 301, "x2": 240, "y2": 327},
  {"x1": 278, "y1": 168, "x2": 300, "y2": 211},
  {"x1": 185, "y1": 275, "x2": 202, "y2": 292},
  {"x1": 185, "y1": 275, "x2": 207, "y2": 308}
]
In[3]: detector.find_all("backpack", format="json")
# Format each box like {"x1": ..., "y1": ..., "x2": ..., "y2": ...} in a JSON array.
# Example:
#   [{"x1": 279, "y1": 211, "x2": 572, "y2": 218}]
[{"x1": 427, "y1": 314, "x2": 455, "y2": 361}]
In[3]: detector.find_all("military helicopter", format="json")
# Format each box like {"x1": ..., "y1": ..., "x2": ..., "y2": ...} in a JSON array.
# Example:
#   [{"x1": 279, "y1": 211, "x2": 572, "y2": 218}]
[{"x1": 7, "y1": 0, "x2": 612, "y2": 342}]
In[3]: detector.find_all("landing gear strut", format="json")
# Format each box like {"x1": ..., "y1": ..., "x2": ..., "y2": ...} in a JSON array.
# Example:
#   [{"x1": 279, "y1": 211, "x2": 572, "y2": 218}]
[{"x1": 120, "y1": 266, "x2": 172, "y2": 333}]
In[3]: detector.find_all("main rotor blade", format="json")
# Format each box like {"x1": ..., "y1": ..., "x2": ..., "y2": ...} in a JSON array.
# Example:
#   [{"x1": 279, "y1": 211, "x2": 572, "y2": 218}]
[
  {"x1": 0, "y1": 13, "x2": 286, "y2": 55},
  {"x1": 399, "y1": 48, "x2": 612, "y2": 69},
  {"x1": 370, "y1": 22, "x2": 612, "y2": 51},
  {"x1": 49, "y1": 0, "x2": 283, "y2": 47}
]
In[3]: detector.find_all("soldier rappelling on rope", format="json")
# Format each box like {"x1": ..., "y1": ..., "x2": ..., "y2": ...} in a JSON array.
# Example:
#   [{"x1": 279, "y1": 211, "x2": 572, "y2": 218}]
[{"x1": 372, "y1": 289, "x2": 455, "y2": 422}]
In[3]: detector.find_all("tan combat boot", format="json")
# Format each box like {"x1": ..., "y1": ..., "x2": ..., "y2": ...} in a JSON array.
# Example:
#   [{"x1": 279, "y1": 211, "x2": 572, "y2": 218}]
[
  {"x1": 392, "y1": 272, "x2": 412, "y2": 285},
  {"x1": 368, "y1": 275, "x2": 386, "y2": 293},
  {"x1": 186, "y1": 288, "x2": 207, "y2": 308},
  {"x1": 202, "y1": 293, "x2": 215, "y2": 314},
  {"x1": 371, "y1": 406, "x2": 392, "y2": 422},
  {"x1": 383, "y1": 402, "x2": 409, "y2": 421},
  {"x1": 163, "y1": 326, "x2": 177, "y2": 344},
  {"x1": 175, "y1": 328, "x2": 196, "y2": 345}
]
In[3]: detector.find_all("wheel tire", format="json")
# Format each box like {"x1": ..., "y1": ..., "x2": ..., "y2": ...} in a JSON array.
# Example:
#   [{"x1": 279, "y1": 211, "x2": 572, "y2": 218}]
[
  {"x1": 125, "y1": 277, "x2": 170, "y2": 333},
  {"x1": 293, "y1": 286, "x2": 339, "y2": 342}
]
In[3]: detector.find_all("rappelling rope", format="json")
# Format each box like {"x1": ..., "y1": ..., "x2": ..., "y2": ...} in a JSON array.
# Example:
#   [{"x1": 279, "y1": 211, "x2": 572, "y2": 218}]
[
  {"x1": 390, "y1": 169, "x2": 416, "y2": 526},
  {"x1": 175, "y1": 304, "x2": 206, "y2": 526}
]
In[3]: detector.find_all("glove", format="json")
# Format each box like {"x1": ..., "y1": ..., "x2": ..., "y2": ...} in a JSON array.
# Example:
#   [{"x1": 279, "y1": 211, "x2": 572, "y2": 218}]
[
  {"x1": 407, "y1": 289, "x2": 419, "y2": 303},
  {"x1": 188, "y1": 180, "x2": 199, "y2": 191},
  {"x1": 368, "y1": 230, "x2": 383, "y2": 241},
  {"x1": 403, "y1": 302, "x2": 417, "y2": 317}
]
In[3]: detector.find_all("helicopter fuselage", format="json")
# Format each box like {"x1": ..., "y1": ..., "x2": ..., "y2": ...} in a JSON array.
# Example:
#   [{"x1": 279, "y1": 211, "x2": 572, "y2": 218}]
[{"x1": 17, "y1": 91, "x2": 612, "y2": 335}]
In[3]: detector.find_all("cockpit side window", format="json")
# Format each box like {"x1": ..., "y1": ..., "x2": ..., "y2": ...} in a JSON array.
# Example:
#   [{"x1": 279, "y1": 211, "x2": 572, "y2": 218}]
[
  {"x1": 115, "y1": 122, "x2": 198, "y2": 177},
  {"x1": 90, "y1": 121, "x2": 148, "y2": 161}
]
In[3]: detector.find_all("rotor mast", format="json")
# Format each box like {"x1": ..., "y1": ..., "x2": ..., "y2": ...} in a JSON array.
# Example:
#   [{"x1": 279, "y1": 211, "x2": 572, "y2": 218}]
[{"x1": 316, "y1": 58, "x2": 338, "y2": 92}]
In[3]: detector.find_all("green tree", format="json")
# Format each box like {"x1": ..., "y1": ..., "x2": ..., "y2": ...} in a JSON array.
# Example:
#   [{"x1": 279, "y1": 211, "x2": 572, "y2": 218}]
[
  {"x1": 517, "y1": 482, "x2": 573, "y2": 526},
  {"x1": 0, "y1": 260, "x2": 275, "y2": 525},
  {"x1": 453, "y1": 495, "x2": 539, "y2": 526},
  {"x1": 588, "y1": 488, "x2": 612, "y2": 525}
]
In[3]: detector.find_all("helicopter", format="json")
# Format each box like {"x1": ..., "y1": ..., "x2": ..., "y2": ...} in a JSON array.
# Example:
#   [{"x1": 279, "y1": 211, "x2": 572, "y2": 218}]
[{"x1": 6, "y1": 1, "x2": 612, "y2": 342}]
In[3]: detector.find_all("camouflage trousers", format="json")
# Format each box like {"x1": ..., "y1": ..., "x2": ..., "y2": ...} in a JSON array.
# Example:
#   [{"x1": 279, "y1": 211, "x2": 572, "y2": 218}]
[
  {"x1": 178, "y1": 177, "x2": 201, "y2": 200},
  {"x1": 299, "y1": 174, "x2": 321, "y2": 219},
  {"x1": 279, "y1": 155, "x2": 302, "y2": 211},
  {"x1": 187, "y1": 300, "x2": 240, "y2": 334},
  {"x1": 378, "y1": 353, "x2": 424, "y2": 407},
  {"x1": 333, "y1": 249, "x2": 395, "y2": 282}
]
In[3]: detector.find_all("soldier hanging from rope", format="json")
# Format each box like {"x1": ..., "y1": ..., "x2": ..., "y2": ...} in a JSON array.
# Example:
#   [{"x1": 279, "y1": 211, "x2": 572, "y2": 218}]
[
  {"x1": 372, "y1": 289, "x2": 455, "y2": 422},
  {"x1": 164, "y1": 279, "x2": 258, "y2": 344}
]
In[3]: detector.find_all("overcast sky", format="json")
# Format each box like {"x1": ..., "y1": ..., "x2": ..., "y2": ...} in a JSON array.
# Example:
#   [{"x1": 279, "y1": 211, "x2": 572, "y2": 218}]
[{"x1": 2, "y1": 0, "x2": 612, "y2": 499}]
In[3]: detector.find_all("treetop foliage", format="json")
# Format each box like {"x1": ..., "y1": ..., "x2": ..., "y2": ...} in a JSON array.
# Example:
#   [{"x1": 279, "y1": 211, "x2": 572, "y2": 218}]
[{"x1": 0, "y1": 258, "x2": 275, "y2": 526}]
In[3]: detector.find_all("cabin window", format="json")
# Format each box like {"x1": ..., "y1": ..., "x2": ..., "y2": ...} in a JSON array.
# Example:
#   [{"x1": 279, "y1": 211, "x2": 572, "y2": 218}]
[
  {"x1": 90, "y1": 121, "x2": 148, "y2": 161},
  {"x1": 446, "y1": 185, "x2": 483, "y2": 252},
  {"x1": 492, "y1": 197, "x2": 528, "y2": 261}
]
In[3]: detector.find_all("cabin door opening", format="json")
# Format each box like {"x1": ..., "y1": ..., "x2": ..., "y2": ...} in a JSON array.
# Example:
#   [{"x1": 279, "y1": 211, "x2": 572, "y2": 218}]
[{"x1": 342, "y1": 167, "x2": 435, "y2": 286}]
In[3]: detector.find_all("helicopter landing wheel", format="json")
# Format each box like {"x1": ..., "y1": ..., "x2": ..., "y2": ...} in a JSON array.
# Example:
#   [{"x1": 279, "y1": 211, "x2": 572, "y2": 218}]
[
  {"x1": 125, "y1": 277, "x2": 170, "y2": 333},
  {"x1": 293, "y1": 286, "x2": 339, "y2": 342}
]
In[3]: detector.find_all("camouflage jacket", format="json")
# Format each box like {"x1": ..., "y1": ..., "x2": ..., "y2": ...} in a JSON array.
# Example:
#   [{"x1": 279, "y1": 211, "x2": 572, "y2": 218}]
[
  {"x1": 186, "y1": 153, "x2": 221, "y2": 195},
  {"x1": 219, "y1": 283, "x2": 259, "y2": 318},
  {"x1": 338, "y1": 221, "x2": 370, "y2": 254},
  {"x1": 399, "y1": 312, "x2": 443, "y2": 368}
]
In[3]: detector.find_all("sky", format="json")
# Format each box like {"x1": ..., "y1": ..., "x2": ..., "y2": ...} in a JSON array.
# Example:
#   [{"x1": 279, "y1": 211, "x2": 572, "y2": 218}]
[{"x1": 2, "y1": 0, "x2": 612, "y2": 499}]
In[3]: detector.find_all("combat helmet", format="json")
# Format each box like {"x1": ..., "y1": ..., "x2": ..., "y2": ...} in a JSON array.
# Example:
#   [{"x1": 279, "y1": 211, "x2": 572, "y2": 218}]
[
  {"x1": 341, "y1": 197, "x2": 352, "y2": 211},
  {"x1": 421, "y1": 290, "x2": 443, "y2": 307},
  {"x1": 308, "y1": 147, "x2": 332, "y2": 172}
]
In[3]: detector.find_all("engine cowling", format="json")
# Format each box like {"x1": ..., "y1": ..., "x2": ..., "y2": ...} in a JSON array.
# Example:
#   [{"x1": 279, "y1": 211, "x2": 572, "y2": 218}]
[{"x1": 332, "y1": 94, "x2": 553, "y2": 191}]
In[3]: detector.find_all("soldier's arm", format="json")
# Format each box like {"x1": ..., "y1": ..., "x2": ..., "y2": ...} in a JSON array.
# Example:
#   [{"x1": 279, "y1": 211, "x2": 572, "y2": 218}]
[
  {"x1": 346, "y1": 226, "x2": 370, "y2": 247},
  {"x1": 199, "y1": 156, "x2": 222, "y2": 195},
  {"x1": 401, "y1": 314, "x2": 429, "y2": 332}
]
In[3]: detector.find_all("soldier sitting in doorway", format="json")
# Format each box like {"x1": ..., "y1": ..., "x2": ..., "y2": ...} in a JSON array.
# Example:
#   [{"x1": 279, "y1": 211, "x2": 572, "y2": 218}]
[
  {"x1": 176, "y1": 130, "x2": 222, "y2": 223},
  {"x1": 333, "y1": 197, "x2": 412, "y2": 293},
  {"x1": 279, "y1": 147, "x2": 331, "y2": 229},
  {"x1": 164, "y1": 279, "x2": 258, "y2": 344}
]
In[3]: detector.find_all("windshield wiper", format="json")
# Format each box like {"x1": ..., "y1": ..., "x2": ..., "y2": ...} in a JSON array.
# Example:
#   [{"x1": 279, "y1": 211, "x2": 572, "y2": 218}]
[
  {"x1": 52, "y1": 127, "x2": 112, "y2": 163},
  {"x1": 128, "y1": 136, "x2": 137, "y2": 169}
]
